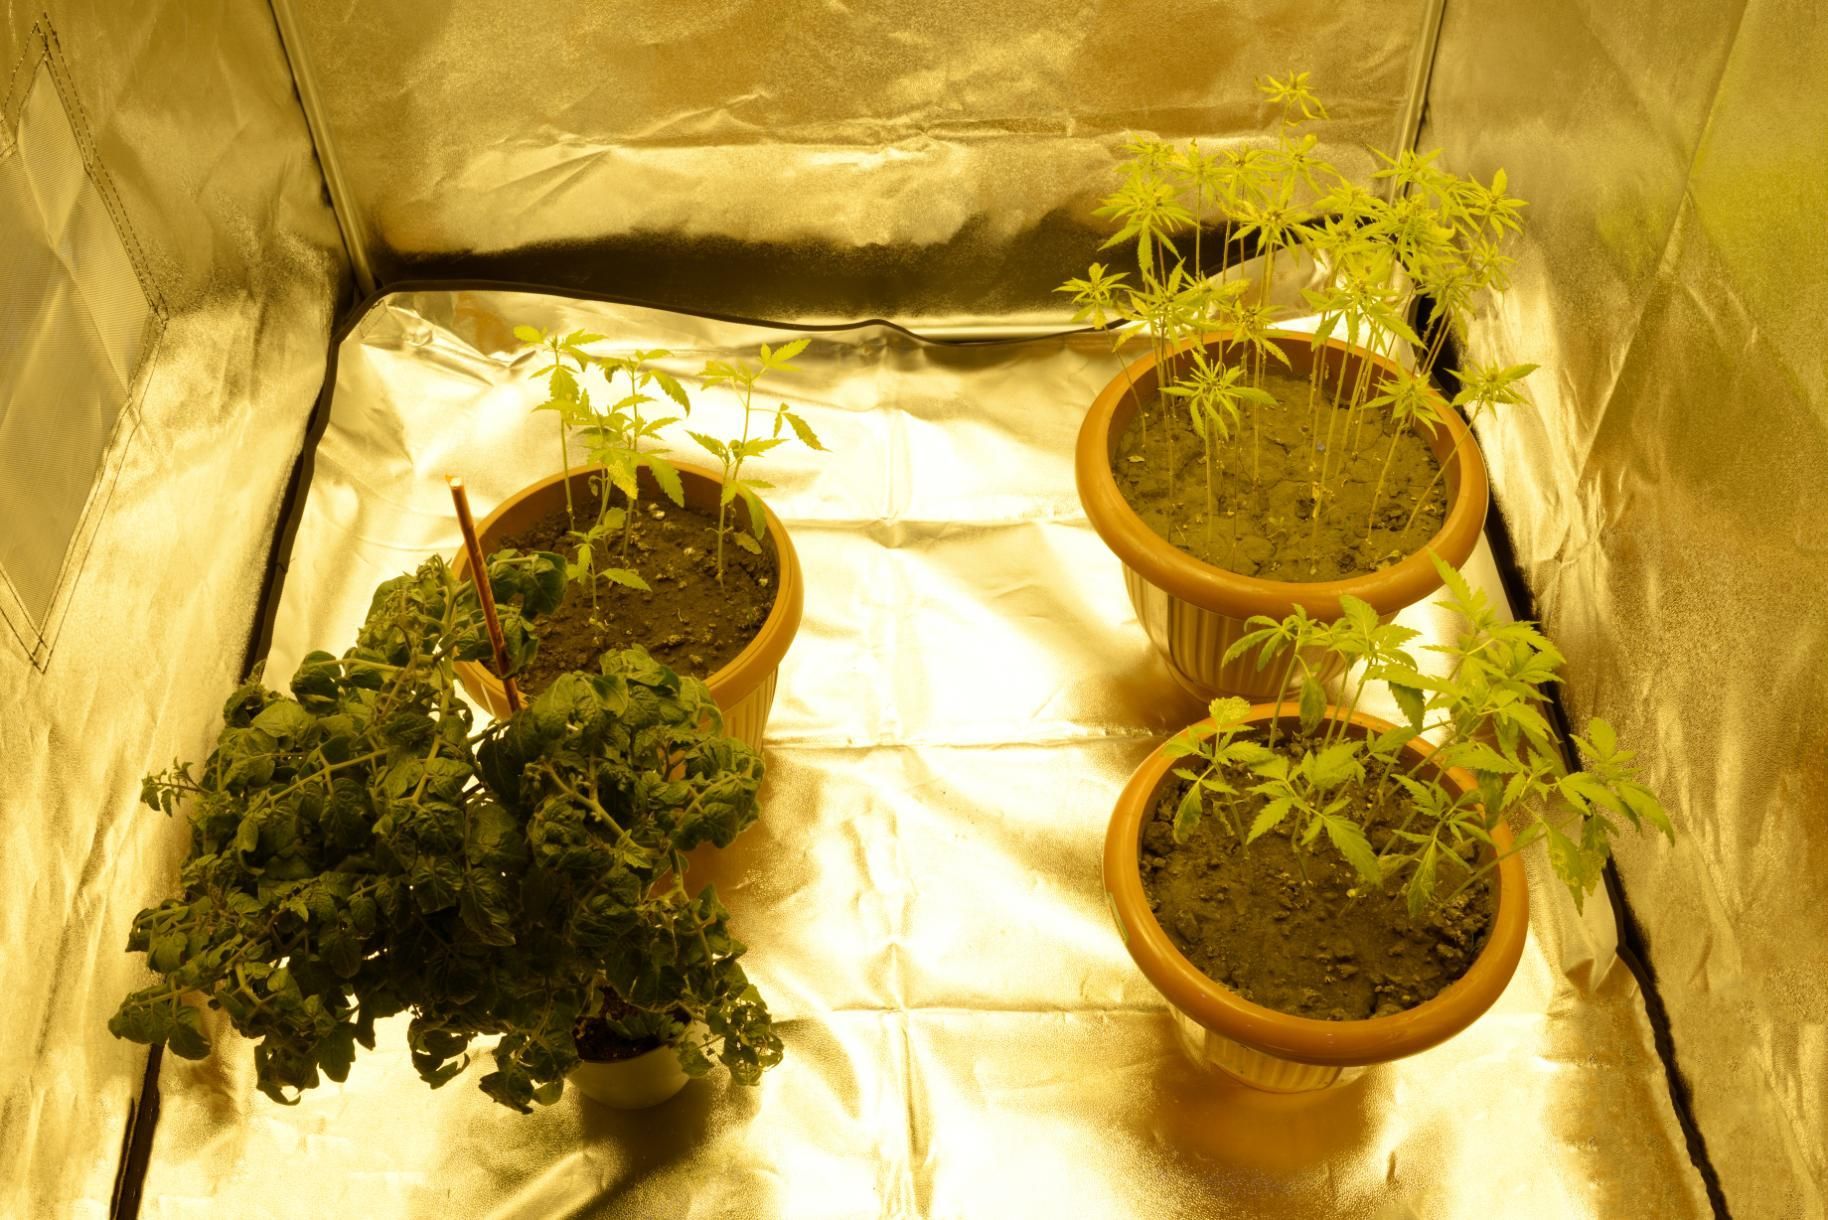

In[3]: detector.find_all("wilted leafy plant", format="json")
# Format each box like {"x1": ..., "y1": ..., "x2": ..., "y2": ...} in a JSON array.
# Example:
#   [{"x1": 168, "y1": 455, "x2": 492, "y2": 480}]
[
  {"x1": 688, "y1": 339, "x2": 826, "y2": 584},
  {"x1": 1165, "y1": 554, "x2": 1672, "y2": 916},
  {"x1": 1062, "y1": 73, "x2": 1539, "y2": 563},
  {"x1": 109, "y1": 556, "x2": 782, "y2": 1111}
]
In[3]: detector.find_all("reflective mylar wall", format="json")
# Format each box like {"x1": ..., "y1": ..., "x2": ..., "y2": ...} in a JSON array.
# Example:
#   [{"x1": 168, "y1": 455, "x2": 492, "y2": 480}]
[
  {"x1": 1422, "y1": 2, "x2": 1828, "y2": 1215},
  {"x1": 276, "y1": 0, "x2": 1437, "y2": 320},
  {"x1": 0, "y1": 4, "x2": 347, "y2": 1215}
]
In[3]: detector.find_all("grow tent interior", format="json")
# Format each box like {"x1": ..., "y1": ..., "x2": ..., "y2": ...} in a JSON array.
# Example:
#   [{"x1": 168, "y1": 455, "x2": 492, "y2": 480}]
[{"x1": 3, "y1": 4, "x2": 1821, "y2": 1218}]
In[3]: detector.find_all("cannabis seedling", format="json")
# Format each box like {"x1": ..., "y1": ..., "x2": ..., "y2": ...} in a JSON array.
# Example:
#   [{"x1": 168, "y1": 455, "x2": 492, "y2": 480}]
[
  {"x1": 688, "y1": 339, "x2": 825, "y2": 584},
  {"x1": 1165, "y1": 555, "x2": 1672, "y2": 916},
  {"x1": 110, "y1": 556, "x2": 782, "y2": 1110},
  {"x1": 1062, "y1": 75, "x2": 1541, "y2": 568}
]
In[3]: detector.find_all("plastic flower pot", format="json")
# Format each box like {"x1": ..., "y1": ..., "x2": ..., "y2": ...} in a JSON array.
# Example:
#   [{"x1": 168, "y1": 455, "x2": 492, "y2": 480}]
[
  {"x1": 568, "y1": 1042, "x2": 691, "y2": 1110},
  {"x1": 1103, "y1": 703, "x2": 1529, "y2": 1092},
  {"x1": 1075, "y1": 331, "x2": 1488, "y2": 699},
  {"x1": 450, "y1": 462, "x2": 803, "y2": 750}
]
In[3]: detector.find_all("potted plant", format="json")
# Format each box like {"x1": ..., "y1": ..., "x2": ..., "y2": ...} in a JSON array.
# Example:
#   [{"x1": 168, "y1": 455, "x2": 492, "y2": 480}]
[
  {"x1": 1103, "y1": 556, "x2": 1672, "y2": 1090},
  {"x1": 108, "y1": 555, "x2": 782, "y2": 1112},
  {"x1": 1066, "y1": 73, "x2": 1534, "y2": 698},
  {"x1": 450, "y1": 328, "x2": 828, "y2": 748}
]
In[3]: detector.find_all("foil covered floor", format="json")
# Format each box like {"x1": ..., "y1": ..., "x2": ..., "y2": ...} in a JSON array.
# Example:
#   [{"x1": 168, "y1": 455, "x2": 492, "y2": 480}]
[{"x1": 138, "y1": 290, "x2": 1709, "y2": 1218}]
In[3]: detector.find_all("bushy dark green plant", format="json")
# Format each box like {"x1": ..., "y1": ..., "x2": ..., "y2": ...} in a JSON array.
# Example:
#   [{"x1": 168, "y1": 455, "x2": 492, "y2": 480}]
[{"x1": 109, "y1": 554, "x2": 781, "y2": 1111}]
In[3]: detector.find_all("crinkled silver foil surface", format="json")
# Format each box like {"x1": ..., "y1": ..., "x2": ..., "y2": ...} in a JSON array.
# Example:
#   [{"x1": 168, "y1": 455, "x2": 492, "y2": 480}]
[
  {"x1": 277, "y1": 0, "x2": 1432, "y2": 318},
  {"x1": 0, "y1": 4, "x2": 347, "y2": 1216},
  {"x1": 1424, "y1": 3, "x2": 1828, "y2": 1214},
  {"x1": 138, "y1": 290, "x2": 1708, "y2": 1218}
]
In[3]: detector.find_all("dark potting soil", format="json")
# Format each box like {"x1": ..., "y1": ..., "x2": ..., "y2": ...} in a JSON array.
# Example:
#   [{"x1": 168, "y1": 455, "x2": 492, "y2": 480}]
[
  {"x1": 574, "y1": 1002, "x2": 690, "y2": 1062},
  {"x1": 1113, "y1": 366, "x2": 1451, "y2": 582},
  {"x1": 496, "y1": 498, "x2": 778, "y2": 694},
  {"x1": 574, "y1": 1017, "x2": 665, "y2": 1062},
  {"x1": 1139, "y1": 739, "x2": 1496, "y2": 1021}
]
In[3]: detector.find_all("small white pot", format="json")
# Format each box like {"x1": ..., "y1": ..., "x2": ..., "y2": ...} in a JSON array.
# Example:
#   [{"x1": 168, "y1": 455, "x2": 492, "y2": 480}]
[{"x1": 568, "y1": 1043, "x2": 690, "y2": 1110}]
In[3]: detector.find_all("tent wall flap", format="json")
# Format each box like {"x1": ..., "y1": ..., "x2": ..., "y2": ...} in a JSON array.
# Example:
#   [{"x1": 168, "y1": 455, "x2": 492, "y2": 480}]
[
  {"x1": 0, "y1": 4, "x2": 348, "y2": 1216},
  {"x1": 1422, "y1": 1, "x2": 1828, "y2": 1215},
  {"x1": 273, "y1": 0, "x2": 1439, "y2": 323}
]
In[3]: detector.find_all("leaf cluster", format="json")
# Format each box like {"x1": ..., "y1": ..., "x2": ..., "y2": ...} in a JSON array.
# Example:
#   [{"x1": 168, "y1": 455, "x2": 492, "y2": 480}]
[
  {"x1": 112, "y1": 556, "x2": 781, "y2": 1111},
  {"x1": 517, "y1": 327, "x2": 694, "y2": 605},
  {"x1": 1057, "y1": 73, "x2": 1541, "y2": 538},
  {"x1": 1166, "y1": 555, "x2": 1673, "y2": 916},
  {"x1": 689, "y1": 339, "x2": 826, "y2": 583}
]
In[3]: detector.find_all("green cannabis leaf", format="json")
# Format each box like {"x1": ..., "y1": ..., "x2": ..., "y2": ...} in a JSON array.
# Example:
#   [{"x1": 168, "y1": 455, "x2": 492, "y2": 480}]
[
  {"x1": 691, "y1": 341, "x2": 826, "y2": 584},
  {"x1": 1060, "y1": 76, "x2": 1538, "y2": 564},
  {"x1": 1177, "y1": 557, "x2": 1672, "y2": 914}
]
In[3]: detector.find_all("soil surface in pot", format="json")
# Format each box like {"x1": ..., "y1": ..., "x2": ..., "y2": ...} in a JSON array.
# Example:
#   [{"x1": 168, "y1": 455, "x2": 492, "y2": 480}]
[
  {"x1": 575, "y1": 1002, "x2": 691, "y2": 1063},
  {"x1": 495, "y1": 497, "x2": 778, "y2": 694},
  {"x1": 1139, "y1": 741, "x2": 1495, "y2": 1020},
  {"x1": 1113, "y1": 364, "x2": 1450, "y2": 582}
]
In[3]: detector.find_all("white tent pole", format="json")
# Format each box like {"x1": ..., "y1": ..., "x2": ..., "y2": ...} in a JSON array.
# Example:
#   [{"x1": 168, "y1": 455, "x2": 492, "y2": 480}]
[
  {"x1": 1392, "y1": 0, "x2": 1451, "y2": 195},
  {"x1": 265, "y1": 0, "x2": 376, "y2": 295}
]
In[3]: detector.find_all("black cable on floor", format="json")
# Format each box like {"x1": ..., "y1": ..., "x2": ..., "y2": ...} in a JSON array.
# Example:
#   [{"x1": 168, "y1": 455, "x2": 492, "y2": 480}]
[
  {"x1": 107, "y1": 1047, "x2": 160, "y2": 1220},
  {"x1": 1427, "y1": 321, "x2": 1733, "y2": 1220}
]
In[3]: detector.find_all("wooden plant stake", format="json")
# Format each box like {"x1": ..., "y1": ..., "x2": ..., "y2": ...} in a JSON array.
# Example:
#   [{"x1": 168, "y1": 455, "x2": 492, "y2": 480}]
[{"x1": 447, "y1": 475, "x2": 523, "y2": 713}]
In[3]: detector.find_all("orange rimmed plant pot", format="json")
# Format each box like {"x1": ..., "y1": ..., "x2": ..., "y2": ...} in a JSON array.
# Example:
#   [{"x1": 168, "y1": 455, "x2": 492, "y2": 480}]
[
  {"x1": 449, "y1": 462, "x2": 803, "y2": 752},
  {"x1": 1075, "y1": 331, "x2": 1488, "y2": 699},
  {"x1": 1104, "y1": 704, "x2": 1529, "y2": 1093}
]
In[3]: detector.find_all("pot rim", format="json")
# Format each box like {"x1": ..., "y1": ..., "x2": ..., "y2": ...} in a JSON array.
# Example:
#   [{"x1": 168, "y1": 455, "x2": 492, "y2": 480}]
[
  {"x1": 450, "y1": 460, "x2": 804, "y2": 712},
  {"x1": 1103, "y1": 703, "x2": 1530, "y2": 1066},
  {"x1": 1074, "y1": 329, "x2": 1490, "y2": 621}
]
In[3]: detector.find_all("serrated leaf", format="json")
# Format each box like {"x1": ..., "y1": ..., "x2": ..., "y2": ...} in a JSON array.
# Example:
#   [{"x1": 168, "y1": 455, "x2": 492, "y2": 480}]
[
  {"x1": 652, "y1": 369, "x2": 691, "y2": 410},
  {"x1": 1298, "y1": 677, "x2": 1326, "y2": 733},
  {"x1": 1322, "y1": 816, "x2": 1381, "y2": 886},
  {"x1": 599, "y1": 567, "x2": 651, "y2": 592},
  {"x1": 732, "y1": 532, "x2": 763, "y2": 555},
  {"x1": 1406, "y1": 843, "x2": 1438, "y2": 919},
  {"x1": 1247, "y1": 797, "x2": 1294, "y2": 843},
  {"x1": 1173, "y1": 785, "x2": 1203, "y2": 841},
  {"x1": 550, "y1": 365, "x2": 579, "y2": 403},
  {"x1": 643, "y1": 454, "x2": 685, "y2": 506},
  {"x1": 1545, "y1": 824, "x2": 1600, "y2": 911},
  {"x1": 1206, "y1": 696, "x2": 1250, "y2": 729},
  {"x1": 1618, "y1": 781, "x2": 1675, "y2": 842},
  {"x1": 1390, "y1": 683, "x2": 1425, "y2": 731},
  {"x1": 1443, "y1": 740, "x2": 1521, "y2": 774},
  {"x1": 686, "y1": 431, "x2": 728, "y2": 461},
  {"x1": 736, "y1": 485, "x2": 769, "y2": 540},
  {"x1": 782, "y1": 410, "x2": 826, "y2": 451},
  {"x1": 768, "y1": 337, "x2": 810, "y2": 365},
  {"x1": 1222, "y1": 740, "x2": 1277, "y2": 767}
]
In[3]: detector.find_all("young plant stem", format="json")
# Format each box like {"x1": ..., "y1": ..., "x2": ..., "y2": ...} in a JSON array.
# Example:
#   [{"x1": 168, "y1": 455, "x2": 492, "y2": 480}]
[
  {"x1": 1420, "y1": 315, "x2": 1449, "y2": 379},
  {"x1": 1344, "y1": 344, "x2": 1380, "y2": 452},
  {"x1": 1305, "y1": 372, "x2": 1352, "y2": 572},
  {"x1": 1363, "y1": 427, "x2": 1403, "y2": 543},
  {"x1": 1305, "y1": 345, "x2": 1325, "y2": 479},
  {"x1": 558, "y1": 410, "x2": 576, "y2": 525},
  {"x1": 717, "y1": 376, "x2": 758, "y2": 587},
  {"x1": 1265, "y1": 648, "x2": 1303, "y2": 749},
  {"x1": 622, "y1": 369, "x2": 640, "y2": 559},
  {"x1": 1400, "y1": 405, "x2": 1478, "y2": 535},
  {"x1": 1327, "y1": 664, "x2": 1375, "y2": 748},
  {"x1": 1202, "y1": 429, "x2": 1215, "y2": 547}
]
